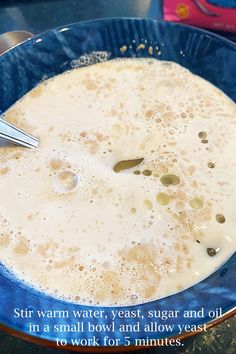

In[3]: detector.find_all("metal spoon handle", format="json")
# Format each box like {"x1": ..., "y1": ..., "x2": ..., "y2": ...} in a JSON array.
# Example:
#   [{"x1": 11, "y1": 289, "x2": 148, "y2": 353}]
[
  {"x1": 0, "y1": 31, "x2": 34, "y2": 55},
  {"x1": 0, "y1": 118, "x2": 39, "y2": 148}
]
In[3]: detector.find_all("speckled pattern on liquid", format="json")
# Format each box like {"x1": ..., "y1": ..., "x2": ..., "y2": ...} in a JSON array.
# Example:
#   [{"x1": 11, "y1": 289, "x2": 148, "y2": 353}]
[{"x1": 0, "y1": 58, "x2": 236, "y2": 306}]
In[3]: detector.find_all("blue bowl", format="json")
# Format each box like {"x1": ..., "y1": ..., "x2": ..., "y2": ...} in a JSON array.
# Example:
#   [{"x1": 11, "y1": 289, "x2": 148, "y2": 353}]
[{"x1": 0, "y1": 18, "x2": 235, "y2": 350}]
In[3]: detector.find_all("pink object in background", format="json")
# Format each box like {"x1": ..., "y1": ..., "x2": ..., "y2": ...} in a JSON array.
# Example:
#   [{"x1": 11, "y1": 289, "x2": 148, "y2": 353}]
[{"x1": 163, "y1": 0, "x2": 236, "y2": 32}]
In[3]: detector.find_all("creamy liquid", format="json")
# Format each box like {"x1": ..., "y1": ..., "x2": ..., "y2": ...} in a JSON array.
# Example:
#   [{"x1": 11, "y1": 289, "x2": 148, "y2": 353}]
[{"x1": 0, "y1": 58, "x2": 236, "y2": 306}]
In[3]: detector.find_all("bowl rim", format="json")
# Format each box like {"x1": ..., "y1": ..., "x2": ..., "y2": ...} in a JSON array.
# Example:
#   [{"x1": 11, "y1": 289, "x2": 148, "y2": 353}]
[{"x1": 1, "y1": 16, "x2": 236, "y2": 60}]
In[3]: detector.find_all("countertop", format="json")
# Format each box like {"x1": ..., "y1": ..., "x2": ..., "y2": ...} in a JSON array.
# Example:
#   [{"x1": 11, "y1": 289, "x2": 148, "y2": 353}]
[{"x1": 0, "y1": 1, "x2": 235, "y2": 353}]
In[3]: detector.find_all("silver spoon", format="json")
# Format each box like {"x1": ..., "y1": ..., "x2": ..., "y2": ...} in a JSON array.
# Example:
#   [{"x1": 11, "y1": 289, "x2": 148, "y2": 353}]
[
  {"x1": 0, "y1": 31, "x2": 39, "y2": 148},
  {"x1": 0, "y1": 118, "x2": 39, "y2": 148},
  {"x1": 0, "y1": 31, "x2": 33, "y2": 55}
]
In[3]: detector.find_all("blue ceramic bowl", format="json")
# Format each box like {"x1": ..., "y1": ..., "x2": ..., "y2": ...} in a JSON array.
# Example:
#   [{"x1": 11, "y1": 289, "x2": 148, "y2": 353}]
[{"x1": 0, "y1": 18, "x2": 235, "y2": 351}]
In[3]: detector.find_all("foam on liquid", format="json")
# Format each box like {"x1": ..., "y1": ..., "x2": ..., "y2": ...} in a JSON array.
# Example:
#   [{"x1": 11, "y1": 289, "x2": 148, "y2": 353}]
[{"x1": 0, "y1": 58, "x2": 236, "y2": 306}]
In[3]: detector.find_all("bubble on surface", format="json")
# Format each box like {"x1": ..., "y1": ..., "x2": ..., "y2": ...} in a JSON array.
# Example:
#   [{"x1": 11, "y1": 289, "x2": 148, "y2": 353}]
[
  {"x1": 142, "y1": 169, "x2": 152, "y2": 176},
  {"x1": 71, "y1": 51, "x2": 111, "y2": 68},
  {"x1": 216, "y1": 214, "x2": 225, "y2": 224},
  {"x1": 156, "y1": 192, "x2": 171, "y2": 206},
  {"x1": 53, "y1": 171, "x2": 78, "y2": 193},
  {"x1": 208, "y1": 162, "x2": 215, "y2": 169},
  {"x1": 189, "y1": 198, "x2": 204, "y2": 210},
  {"x1": 160, "y1": 174, "x2": 180, "y2": 187}
]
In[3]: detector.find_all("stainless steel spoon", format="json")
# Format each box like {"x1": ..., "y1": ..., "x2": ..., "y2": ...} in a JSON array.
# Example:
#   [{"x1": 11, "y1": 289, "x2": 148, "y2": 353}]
[
  {"x1": 0, "y1": 30, "x2": 33, "y2": 55},
  {"x1": 0, "y1": 118, "x2": 39, "y2": 148},
  {"x1": 0, "y1": 31, "x2": 39, "y2": 148}
]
